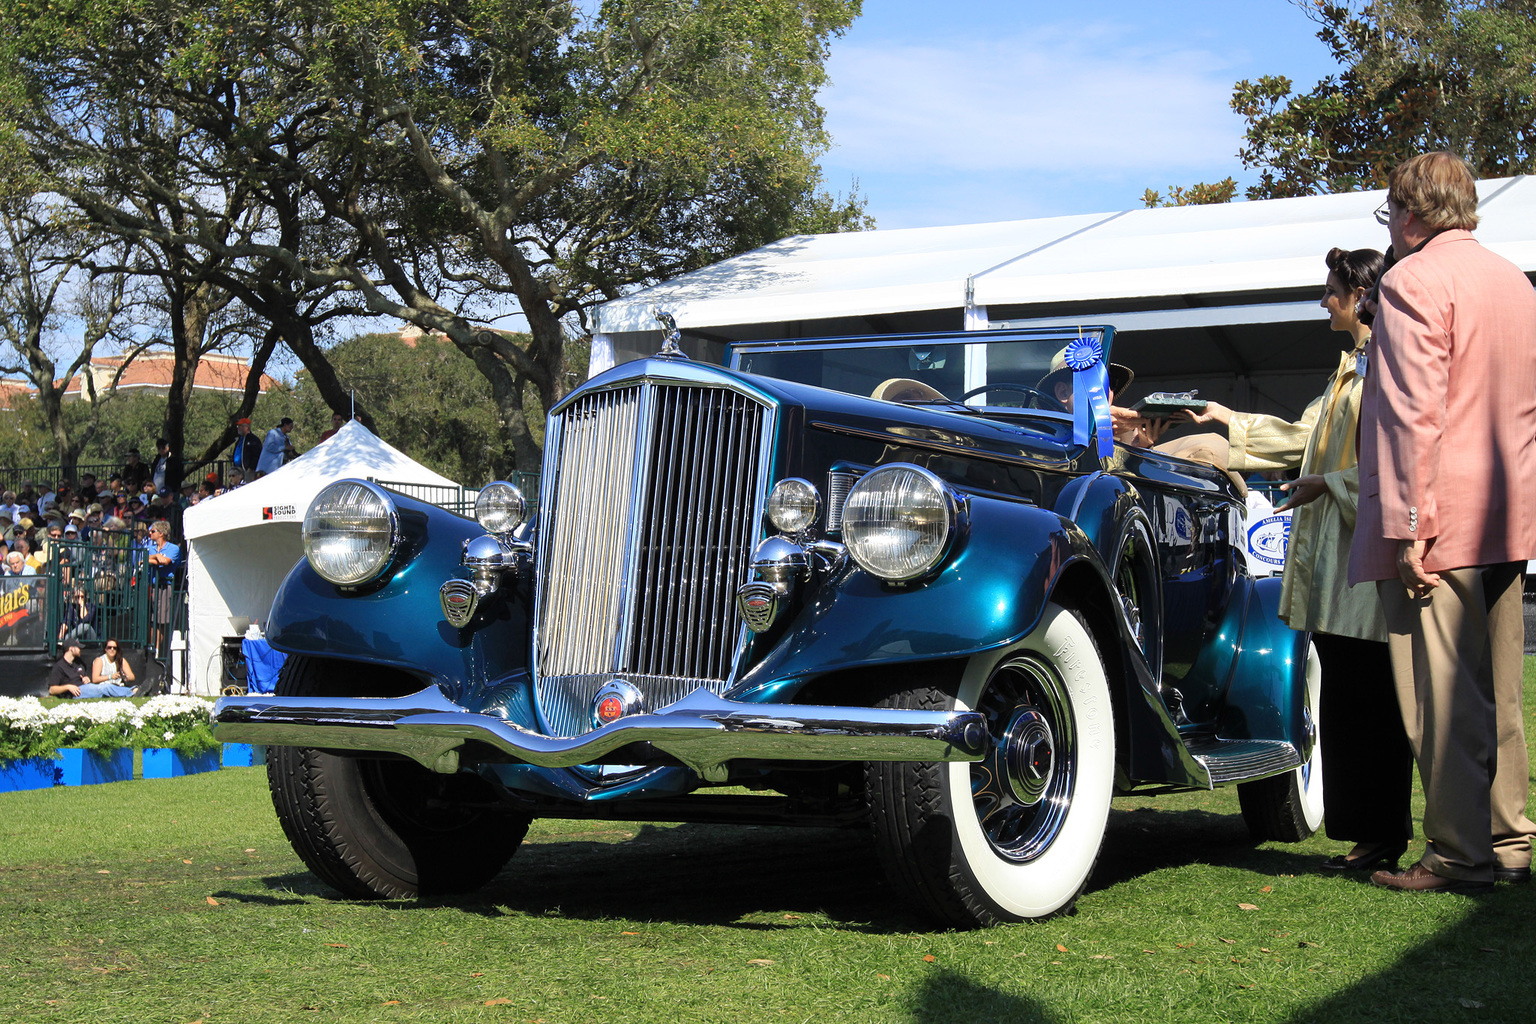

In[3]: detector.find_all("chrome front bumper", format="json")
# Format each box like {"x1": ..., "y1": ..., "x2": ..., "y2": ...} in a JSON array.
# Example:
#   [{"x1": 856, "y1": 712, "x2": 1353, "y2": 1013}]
[{"x1": 212, "y1": 686, "x2": 989, "y2": 778}]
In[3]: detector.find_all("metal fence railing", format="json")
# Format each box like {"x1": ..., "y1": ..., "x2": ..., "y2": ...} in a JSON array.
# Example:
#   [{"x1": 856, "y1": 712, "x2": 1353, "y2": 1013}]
[
  {"x1": 371, "y1": 480, "x2": 478, "y2": 516},
  {"x1": 371, "y1": 473, "x2": 541, "y2": 518},
  {"x1": 37, "y1": 538, "x2": 186, "y2": 661},
  {"x1": 1, "y1": 462, "x2": 126, "y2": 495}
]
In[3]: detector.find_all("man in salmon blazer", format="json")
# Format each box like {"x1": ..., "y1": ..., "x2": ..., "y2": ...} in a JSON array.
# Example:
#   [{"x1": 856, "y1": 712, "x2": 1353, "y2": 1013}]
[{"x1": 1350, "y1": 151, "x2": 1536, "y2": 892}]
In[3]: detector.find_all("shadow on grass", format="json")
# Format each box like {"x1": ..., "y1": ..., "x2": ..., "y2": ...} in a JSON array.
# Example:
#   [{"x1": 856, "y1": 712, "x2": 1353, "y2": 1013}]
[
  {"x1": 908, "y1": 968, "x2": 1060, "y2": 1024},
  {"x1": 904, "y1": 891, "x2": 1536, "y2": 1024},
  {"x1": 208, "y1": 888, "x2": 308, "y2": 907},
  {"x1": 251, "y1": 802, "x2": 1320, "y2": 931},
  {"x1": 448, "y1": 822, "x2": 927, "y2": 932},
  {"x1": 1277, "y1": 888, "x2": 1536, "y2": 1023},
  {"x1": 1093, "y1": 804, "x2": 1320, "y2": 891}
]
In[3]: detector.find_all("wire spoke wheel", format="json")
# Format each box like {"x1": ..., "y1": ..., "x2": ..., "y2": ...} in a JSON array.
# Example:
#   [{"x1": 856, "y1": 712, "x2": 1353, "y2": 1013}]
[{"x1": 972, "y1": 654, "x2": 1077, "y2": 863}]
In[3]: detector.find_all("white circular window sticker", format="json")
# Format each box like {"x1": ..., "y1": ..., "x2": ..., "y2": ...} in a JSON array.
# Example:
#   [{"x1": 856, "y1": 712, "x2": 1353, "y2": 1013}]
[{"x1": 1247, "y1": 513, "x2": 1293, "y2": 570}]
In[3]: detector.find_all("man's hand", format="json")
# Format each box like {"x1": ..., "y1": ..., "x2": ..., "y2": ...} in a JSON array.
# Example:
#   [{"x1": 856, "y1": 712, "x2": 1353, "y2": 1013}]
[
  {"x1": 1275, "y1": 474, "x2": 1327, "y2": 512},
  {"x1": 1109, "y1": 404, "x2": 1142, "y2": 432},
  {"x1": 1396, "y1": 538, "x2": 1441, "y2": 597},
  {"x1": 1175, "y1": 400, "x2": 1233, "y2": 428},
  {"x1": 1110, "y1": 406, "x2": 1171, "y2": 447},
  {"x1": 59, "y1": 684, "x2": 80, "y2": 697}
]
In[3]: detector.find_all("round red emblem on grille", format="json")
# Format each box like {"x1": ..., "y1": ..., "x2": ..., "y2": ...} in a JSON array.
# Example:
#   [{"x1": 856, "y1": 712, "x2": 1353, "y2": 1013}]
[{"x1": 591, "y1": 679, "x2": 645, "y2": 728}]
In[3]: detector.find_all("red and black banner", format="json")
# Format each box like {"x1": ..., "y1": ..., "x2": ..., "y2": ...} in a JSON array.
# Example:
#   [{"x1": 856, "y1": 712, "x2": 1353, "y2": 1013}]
[{"x1": 0, "y1": 577, "x2": 48, "y2": 648}]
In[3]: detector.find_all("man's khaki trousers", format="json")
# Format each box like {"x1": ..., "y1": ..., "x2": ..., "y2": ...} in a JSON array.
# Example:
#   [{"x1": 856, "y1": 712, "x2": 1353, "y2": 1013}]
[{"x1": 1379, "y1": 562, "x2": 1535, "y2": 881}]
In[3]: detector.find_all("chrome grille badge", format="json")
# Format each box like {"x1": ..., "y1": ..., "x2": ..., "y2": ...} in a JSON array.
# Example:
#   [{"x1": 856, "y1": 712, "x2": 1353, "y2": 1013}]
[{"x1": 439, "y1": 579, "x2": 478, "y2": 628}]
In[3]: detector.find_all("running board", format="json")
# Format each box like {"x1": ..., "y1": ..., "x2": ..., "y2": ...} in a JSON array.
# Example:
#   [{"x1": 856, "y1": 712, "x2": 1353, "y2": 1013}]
[{"x1": 1184, "y1": 738, "x2": 1301, "y2": 787}]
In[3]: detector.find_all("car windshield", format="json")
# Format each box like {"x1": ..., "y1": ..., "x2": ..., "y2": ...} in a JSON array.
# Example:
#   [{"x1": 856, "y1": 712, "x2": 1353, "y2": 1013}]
[{"x1": 729, "y1": 328, "x2": 1112, "y2": 410}]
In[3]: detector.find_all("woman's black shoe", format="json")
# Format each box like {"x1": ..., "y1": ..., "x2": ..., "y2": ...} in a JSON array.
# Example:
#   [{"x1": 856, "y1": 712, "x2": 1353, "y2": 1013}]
[{"x1": 1321, "y1": 842, "x2": 1408, "y2": 872}]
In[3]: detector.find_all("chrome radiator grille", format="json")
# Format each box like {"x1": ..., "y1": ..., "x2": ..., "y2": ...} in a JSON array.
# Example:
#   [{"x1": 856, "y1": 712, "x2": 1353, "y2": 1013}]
[{"x1": 534, "y1": 381, "x2": 773, "y2": 737}]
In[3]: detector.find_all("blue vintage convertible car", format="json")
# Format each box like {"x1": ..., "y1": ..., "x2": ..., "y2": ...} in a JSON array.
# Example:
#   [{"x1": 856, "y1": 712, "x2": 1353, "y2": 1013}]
[{"x1": 213, "y1": 326, "x2": 1320, "y2": 928}]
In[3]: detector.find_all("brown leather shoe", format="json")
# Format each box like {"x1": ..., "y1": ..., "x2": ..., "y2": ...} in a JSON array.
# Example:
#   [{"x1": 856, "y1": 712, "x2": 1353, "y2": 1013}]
[{"x1": 1371, "y1": 862, "x2": 1493, "y2": 894}]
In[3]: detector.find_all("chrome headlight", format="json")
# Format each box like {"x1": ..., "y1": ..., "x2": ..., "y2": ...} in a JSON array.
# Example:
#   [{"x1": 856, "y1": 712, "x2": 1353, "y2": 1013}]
[
  {"x1": 766, "y1": 477, "x2": 821, "y2": 535},
  {"x1": 302, "y1": 480, "x2": 401, "y2": 586},
  {"x1": 842, "y1": 464, "x2": 958, "y2": 581},
  {"x1": 475, "y1": 481, "x2": 528, "y2": 535}
]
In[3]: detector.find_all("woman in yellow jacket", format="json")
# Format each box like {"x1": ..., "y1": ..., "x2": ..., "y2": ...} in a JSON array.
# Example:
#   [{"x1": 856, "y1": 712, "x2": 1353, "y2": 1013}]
[{"x1": 1183, "y1": 246, "x2": 1412, "y2": 872}]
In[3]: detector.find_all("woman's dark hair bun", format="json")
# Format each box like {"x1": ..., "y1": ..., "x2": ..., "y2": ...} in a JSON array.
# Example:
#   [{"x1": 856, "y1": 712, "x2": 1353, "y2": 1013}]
[{"x1": 1325, "y1": 246, "x2": 1386, "y2": 293}]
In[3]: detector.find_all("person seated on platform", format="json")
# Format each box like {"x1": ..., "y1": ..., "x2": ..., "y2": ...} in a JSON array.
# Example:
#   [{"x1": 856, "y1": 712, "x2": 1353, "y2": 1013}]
[
  {"x1": 4, "y1": 550, "x2": 35, "y2": 577},
  {"x1": 38, "y1": 523, "x2": 63, "y2": 564},
  {"x1": 47, "y1": 641, "x2": 135, "y2": 698},
  {"x1": 90, "y1": 639, "x2": 137, "y2": 692},
  {"x1": 59, "y1": 587, "x2": 97, "y2": 644}
]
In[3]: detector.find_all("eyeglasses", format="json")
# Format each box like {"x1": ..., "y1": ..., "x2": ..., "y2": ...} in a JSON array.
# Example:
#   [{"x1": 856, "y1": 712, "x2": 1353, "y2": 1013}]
[
  {"x1": 105, "y1": 645, "x2": 117, "y2": 650},
  {"x1": 1373, "y1": 201, "x2": 1392, "y2": 226}
]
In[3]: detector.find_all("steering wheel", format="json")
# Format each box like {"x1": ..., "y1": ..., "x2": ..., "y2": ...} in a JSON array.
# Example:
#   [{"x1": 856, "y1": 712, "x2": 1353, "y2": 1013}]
[{"x1": 958, "y1": 382, "x2": 1063, "y2": 411}]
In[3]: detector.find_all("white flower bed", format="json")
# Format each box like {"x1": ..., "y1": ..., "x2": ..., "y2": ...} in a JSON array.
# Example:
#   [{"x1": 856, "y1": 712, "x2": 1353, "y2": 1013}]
[
  {"x1": 1, "y1": 695, "x2": 218, "y2": 761},
  {"x1": 46, "y1": 699, "x2": 139, "y2": 730},
  {"x1": 1, "y1": 696, "x2": 50, "y2": 728}
]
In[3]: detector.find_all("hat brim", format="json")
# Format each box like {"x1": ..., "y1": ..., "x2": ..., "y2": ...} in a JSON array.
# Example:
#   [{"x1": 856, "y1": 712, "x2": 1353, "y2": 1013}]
[
  {"x1": 871, "y1": 377, "x2": 951, "y2": 403},
  {"x1": 1037, "y1": 363, "x2": 1134, "y2": 398}
]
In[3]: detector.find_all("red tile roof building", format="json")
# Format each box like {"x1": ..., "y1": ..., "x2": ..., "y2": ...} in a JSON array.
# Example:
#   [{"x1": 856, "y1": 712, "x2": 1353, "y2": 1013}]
[
  {"x1": 0, "y1": 352, "x2": 278, "y2": 402},
  {"x1": 4, "y1": 352, "x2": 278, "y2": 404},
  {"x1": 64, "y1": 352, "x2": 278, "y2": 399}
]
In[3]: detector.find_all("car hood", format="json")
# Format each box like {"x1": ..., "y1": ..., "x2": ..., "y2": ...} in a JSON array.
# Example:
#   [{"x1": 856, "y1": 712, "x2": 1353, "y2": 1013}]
[{"x1": 566, "y1": 357, "x2": 1082, "y2": 472}]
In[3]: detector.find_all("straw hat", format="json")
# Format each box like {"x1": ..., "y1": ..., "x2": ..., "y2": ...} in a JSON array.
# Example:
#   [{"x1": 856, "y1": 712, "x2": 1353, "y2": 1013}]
[{"x1": 1037, "y1": 346, "x2": 1133, "y2": 397}]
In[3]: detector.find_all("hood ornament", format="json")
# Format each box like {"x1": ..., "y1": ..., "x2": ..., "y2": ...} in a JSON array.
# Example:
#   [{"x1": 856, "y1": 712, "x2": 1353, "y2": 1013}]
[{"x1": 655, "y1": 309, "x2": 687, "y2": 359}]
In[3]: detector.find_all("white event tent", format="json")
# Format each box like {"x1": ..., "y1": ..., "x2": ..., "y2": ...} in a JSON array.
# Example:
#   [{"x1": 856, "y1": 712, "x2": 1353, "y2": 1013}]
[
  {"x1": 591, "y1": 176, "x2": 1536, "y2": 419},
  {"x1": 180, "y1": 420, "x2": 461, "y2": 695}
]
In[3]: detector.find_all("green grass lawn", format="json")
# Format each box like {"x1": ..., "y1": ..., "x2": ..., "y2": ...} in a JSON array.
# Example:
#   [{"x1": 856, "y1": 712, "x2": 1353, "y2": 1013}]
[{"x1": 3, "y1": 667, "x2": 1535, "y2": 1024}]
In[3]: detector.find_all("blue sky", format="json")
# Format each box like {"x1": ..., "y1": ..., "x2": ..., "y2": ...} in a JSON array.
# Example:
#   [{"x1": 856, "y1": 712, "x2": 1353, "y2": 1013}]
[{"x1": 818, "y1": 1, "x2": 1347, "y2": 228}]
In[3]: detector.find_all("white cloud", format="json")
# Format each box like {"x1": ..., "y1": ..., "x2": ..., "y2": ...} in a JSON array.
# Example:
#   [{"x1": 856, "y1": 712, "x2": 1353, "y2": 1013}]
[{"x1": 822, "y1": 29, "x2": 1244, "y2": 176}]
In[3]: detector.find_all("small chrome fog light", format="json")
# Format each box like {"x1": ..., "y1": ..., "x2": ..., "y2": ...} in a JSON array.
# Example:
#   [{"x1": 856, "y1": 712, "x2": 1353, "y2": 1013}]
[
  {"x1": 475, "y1": 481, "x2": 528, "y2": 535},
  {"x1": 766, "y1": 478, "x2": 821, "y2": 535}
]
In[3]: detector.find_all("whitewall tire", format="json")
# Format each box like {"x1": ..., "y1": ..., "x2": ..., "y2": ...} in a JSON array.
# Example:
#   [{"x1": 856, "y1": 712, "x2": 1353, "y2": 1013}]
[{"x1": 868, "y1": 603, "x2": 1116, "y2": 927}]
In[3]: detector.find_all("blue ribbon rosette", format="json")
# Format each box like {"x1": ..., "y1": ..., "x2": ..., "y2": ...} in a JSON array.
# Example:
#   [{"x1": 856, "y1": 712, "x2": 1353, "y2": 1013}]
[{"x1": 1064, "y1": 335, "x2": 1114, "y2": 458}]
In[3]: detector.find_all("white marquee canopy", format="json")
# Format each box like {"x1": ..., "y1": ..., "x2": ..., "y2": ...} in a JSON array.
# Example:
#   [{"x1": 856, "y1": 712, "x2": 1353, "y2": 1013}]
[{"x1": 593, "y1": 175, "x2": 1536, "y2": 350}]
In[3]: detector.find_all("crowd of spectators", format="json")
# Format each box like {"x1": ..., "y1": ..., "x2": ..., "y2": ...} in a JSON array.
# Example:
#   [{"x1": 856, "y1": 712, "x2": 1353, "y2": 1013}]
[
  {"x1": 0, "y1": 448, "x2": 210, "y2": 653},
  {"x1": 2, "y1": 415, "x2": 339, "y2": 639},
  {"x1": 1, "y1": 412, "x2": 325, "y2": 555}
]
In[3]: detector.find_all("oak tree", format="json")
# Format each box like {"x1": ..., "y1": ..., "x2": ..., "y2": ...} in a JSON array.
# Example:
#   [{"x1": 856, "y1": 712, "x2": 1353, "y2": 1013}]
[
  {"x1": 1, "y1": 1, "x2": 867, "y2": 472},
  {"x1": 1235, "y1": 1, "x2": 1536, "y2": 198}
]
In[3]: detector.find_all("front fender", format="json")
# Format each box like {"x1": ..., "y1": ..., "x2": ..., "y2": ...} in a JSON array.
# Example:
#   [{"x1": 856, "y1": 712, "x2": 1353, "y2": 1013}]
[
  {"x1": 731, "y1": 495, "x2": 1106, "y2": 701},
  {"x1": 266, "y1": 491, "x2": 531, "y2": 712}
]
